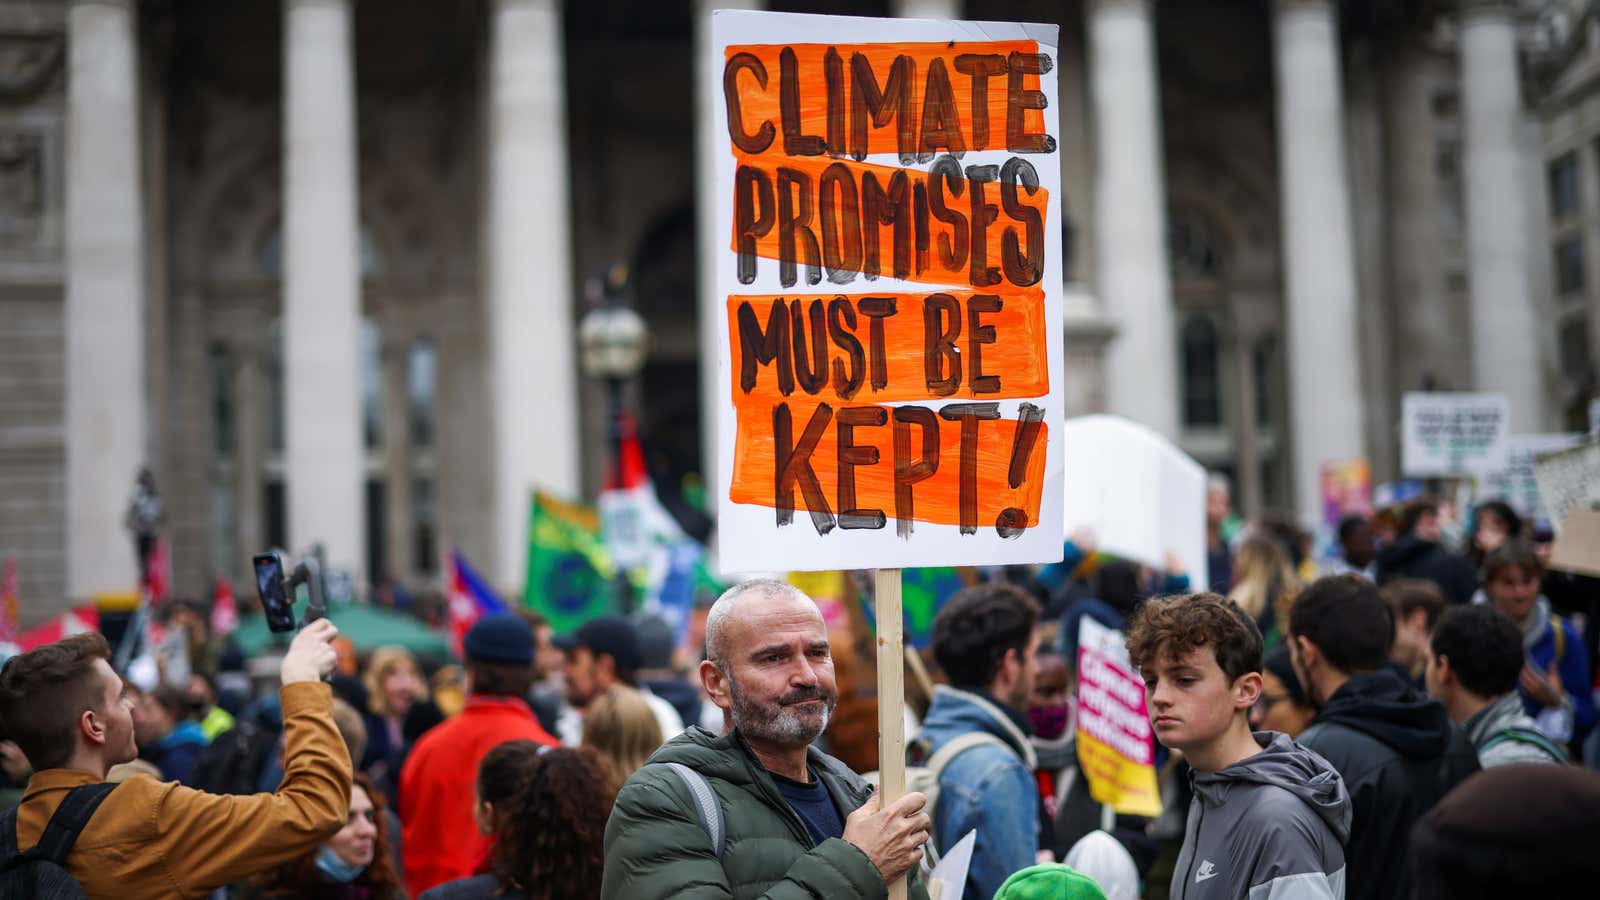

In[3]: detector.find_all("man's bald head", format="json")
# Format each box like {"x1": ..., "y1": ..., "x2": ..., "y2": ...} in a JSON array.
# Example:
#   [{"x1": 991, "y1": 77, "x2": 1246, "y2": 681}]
[{"x1": 705, "y1": 579, "x2": 817, "y2": 669}]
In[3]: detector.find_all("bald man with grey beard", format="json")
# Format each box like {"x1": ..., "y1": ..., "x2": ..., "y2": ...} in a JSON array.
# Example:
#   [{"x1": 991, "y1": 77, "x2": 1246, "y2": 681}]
[{"x1": 601, "y1": 579, "x2": 932, "y2": 900}]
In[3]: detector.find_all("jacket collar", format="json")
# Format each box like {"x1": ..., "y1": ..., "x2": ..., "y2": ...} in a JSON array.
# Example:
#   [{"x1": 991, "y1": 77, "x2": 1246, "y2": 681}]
[
  {"x1": 22, "y1": 767, "x2": 104, "y2": 803},
  {"x1": 1463, "y1": 692, "x2": 1534, "y2": 747},
  {"x1": 463, "y1": 693, "x2": 535, "y2": 715},
  {"x1": 728, "y1": 728, "x2": 859, "y2": 847},
  {"x1": 928, "y1": 685, "x2": 1039, "y2": 768}
]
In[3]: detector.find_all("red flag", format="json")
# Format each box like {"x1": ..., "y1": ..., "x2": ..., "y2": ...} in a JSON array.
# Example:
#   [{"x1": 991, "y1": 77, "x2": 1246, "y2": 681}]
[
  {"x1": 0, "y1": 557, "x2": 18, "y2": 645},
  {"x1": 447, "y1": 548, "x2": 508, "y2": 658},
  {"x1": 18, "y1": 604, "x2": 99, "y2": 651},
  {"x1": 144, "y1": 537, "x2": 171, "y2": 603},
  {"x1": 597, "y1": 414, "x2": 684, "y2": 571},
  {"x1": 210, "y1": 579, "x2": 239, "y2": 636},
  {"x1": 447, "y1": 547, "x2": 478, "y2": 657}
]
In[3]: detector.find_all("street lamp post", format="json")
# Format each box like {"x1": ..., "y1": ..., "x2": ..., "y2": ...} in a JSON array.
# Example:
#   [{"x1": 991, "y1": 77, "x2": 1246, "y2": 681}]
[{"x1": 579, "y1": 265, "x2": 649, "y2": 612}]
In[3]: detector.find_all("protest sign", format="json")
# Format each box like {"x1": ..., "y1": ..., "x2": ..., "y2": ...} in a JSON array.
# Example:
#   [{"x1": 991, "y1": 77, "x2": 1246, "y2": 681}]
[
  {"x1": 1076, "y1": 616, "x2": 1161, "y2": 817},
  {"x1": 1319, "y1": 459, "x2": 1372, "y2": 533},
  {"x1": 1473, "y1": 434, "x2": 1585, "y2": 523},
  {"x1": 1401, "y1": 392, "x2": 1510, "y2": 477},
  {"x1": 1061, "y1": 415, "x2": 1208, "y2": 590},
  {"x1": 1550, "y1": 509, "x2": 1600, "y2": 577},
  {"x1": 1534, "y1": 439, "x2": 1600, "y2": 535},
  {"x1": 710, "y1": 11, "x2": 1066, "y2": 574}
]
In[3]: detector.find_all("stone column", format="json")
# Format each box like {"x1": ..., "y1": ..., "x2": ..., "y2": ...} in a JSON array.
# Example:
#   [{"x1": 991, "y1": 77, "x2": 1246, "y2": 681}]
[
  {"x1": 1460, "y1": 1, "x2": 1547, "y2": 430},
  {"x1": 486, "y1": 0, "x2": 579, "y2": 589},
  {"x1": 695, "y1": 0, "x2": 763, "y2": 492},
  {"x1": 1272, "y1": 0, "x2": 1366, "y2": 525},
  {"x1": 1089, "y1": 0, "x2": 1179, "y2": 438},
  {"x1": 381, "y1": 337, "x2": 413, "y2": 581},
  {"x1": 65, "y1": 0, "x2": 146, "y2": 600},
  {"x1": 233, "y1": 342, "x2": 265, "y2": 591},
  {"x1": 891, "y1": 0, "x2": 959, "y2": 18},
  {"x1": 1344, "y1": 39, "x2": 1397, "y2": 486},
  {"x1": 1060, "y1": 11, "x2": 1112, "y2": 417},
  {"x1": 1384, "y1": 42, "x2": 1460, "y2": 394},
  {"x1": 283, "y1": 0, "x2": 365, "y2": 585},
  {"x1": 1229, "y1": 324, "x2": 1264, "y2": 517}
]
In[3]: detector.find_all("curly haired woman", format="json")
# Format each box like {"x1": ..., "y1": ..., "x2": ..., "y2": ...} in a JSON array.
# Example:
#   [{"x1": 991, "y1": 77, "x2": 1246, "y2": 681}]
[{"x1": 419, "y1": 741, "x2": 618, "y2": 900}]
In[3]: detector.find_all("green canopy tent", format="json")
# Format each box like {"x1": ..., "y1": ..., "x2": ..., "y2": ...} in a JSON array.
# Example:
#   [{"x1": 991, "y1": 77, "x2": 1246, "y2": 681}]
[{"x1": 231, "y1": 602, "x2": 453, "y2": 659}]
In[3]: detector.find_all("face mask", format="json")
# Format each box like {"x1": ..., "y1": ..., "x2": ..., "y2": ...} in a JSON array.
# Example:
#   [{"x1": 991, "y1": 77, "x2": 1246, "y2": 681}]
[
  {"x1": 316, "y1": 845, "x2": 367, "y2": 884},
  {"x1": 1029, "y1": 702, "x2": 1070, "y2": 740}
]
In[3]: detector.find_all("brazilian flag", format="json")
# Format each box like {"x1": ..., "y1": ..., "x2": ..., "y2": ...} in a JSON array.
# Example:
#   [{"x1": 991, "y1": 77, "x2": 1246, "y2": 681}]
[
  {"x1": 524, "y1": 491, "x2": 617, "y2": 635},
  {"x1": 901, "y1": 567, "x2": 965, "y2": 649},
  {"x1": 857, "y1": 567, "x2": 965, "y2": 649}
]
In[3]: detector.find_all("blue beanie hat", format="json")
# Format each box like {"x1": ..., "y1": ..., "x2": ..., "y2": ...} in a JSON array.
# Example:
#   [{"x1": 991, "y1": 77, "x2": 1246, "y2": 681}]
[{"x1": 462, "y1": 613, "x2": 535, "y2": 665}]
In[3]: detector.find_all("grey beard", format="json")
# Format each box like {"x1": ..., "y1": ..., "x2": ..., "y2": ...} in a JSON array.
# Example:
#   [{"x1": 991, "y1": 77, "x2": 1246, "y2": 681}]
[{"x1": 727, "y1": 674, "x2": 836, "y2": 746}]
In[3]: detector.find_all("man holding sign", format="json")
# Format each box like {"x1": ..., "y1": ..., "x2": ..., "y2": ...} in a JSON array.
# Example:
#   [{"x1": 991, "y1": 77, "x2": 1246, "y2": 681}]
[
  {"x1": 703, "y1": 10, "x2": 1066, "y2": 899},
  {"x1": 601, "y1": 581, "x2": 930, "y2": 899}
]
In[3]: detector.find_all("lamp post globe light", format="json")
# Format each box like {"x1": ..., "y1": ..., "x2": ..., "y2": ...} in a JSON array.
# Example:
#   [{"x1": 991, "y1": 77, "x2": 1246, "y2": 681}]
[
  {"x1": 579, "y1": 266, "x2": 650, "y2": 613},
  {"x1": 578, "y1": 303, "x2": 649, "y2": 380}
]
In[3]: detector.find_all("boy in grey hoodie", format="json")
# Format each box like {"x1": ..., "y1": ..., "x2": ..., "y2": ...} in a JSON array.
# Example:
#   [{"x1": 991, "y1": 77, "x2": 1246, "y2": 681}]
[{"x1": 1128, "y1": 593, "x2": 1351, "y2": 900}]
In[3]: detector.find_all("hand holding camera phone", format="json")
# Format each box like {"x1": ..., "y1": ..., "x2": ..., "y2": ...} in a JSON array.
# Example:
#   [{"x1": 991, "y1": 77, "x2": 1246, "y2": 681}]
[
  {"x1": 253, "y1": 549, "x2": 336, "y2": 684},
  {"x1": 252, "y1": 550, "x2": 327, "y2": 633},
  {"x1": 280, "y1": 619, "x2": 340, "y2": 685}
]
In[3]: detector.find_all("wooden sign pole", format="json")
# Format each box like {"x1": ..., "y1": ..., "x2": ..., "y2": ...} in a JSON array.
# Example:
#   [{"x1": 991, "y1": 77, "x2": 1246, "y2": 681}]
[{"x1": 875, "y1": 567, "x2": 908, "y2": 900}]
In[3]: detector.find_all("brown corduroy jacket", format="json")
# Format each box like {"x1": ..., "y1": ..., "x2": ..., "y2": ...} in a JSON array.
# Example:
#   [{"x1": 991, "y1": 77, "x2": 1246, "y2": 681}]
[{"x1": 16, "y1": 681, "x2": 352, "y2": 899}]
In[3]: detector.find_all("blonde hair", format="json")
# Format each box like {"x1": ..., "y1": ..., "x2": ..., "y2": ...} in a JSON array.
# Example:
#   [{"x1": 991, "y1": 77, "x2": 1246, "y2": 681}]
[
  {"x1": 581, "y1": 686, "x2": 664, "y2": 787},
  {"x1": 331, "y1": 696, "x2": 368, "y2": 765},
  {"x1": 1228, "y1": 534, "x2": 1301, "y2": 624},
  {"x1": 364, "y1": 645, "x2": 420, "y2": 717}
]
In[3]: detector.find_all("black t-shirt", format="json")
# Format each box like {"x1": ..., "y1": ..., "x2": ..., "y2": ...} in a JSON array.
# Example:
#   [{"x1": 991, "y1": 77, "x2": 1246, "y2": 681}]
[{"x1": 771, "y1": 766, "x2": 845, "y2": 846}]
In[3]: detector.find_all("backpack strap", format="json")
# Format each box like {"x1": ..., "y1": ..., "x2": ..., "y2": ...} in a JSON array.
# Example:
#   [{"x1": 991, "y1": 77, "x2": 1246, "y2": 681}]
[
  {"x1": 1481, "y1": 727, "x2": 1569, "y2": 764},
  {"x1": 923, "y1": 731, "x2": 1011, "y2": 784},
  {"x1": 1, "y1": 806, "x2": 18, "y2": 863},
  {"x1": 31, "y1": 783, "x2": 118, "y2": 866},
  {"x1": 661, "y1": 762, "x2": 725, "y2": 862}
]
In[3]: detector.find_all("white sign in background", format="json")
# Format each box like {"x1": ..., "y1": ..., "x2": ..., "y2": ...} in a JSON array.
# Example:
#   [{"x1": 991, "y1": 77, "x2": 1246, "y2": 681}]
[
  {"x1": 1473, "y1": 433, "x2": 1585, "y2": 524},
  {"x1": 1401, "y1": 392, "x2": 1511, "y2": 477},
  {"x1": 710, "y1": 12, "x2": 1066, "y2": 573},
  {"x1": 1060, "y1": 415, "x2": 1208, "y2": 592},
  {"x1": 1535, "y1": 440, "x2": 1600, "y2": 534}
]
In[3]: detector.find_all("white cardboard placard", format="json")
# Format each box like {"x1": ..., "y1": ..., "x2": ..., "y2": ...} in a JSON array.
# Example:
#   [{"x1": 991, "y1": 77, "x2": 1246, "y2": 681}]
[
  {"x1": 1401, "y1": 392, "x2": 1510, "y2": 477},
  {"x1": 710, "y1": 11, "x2": 1065, "y2": 573}
]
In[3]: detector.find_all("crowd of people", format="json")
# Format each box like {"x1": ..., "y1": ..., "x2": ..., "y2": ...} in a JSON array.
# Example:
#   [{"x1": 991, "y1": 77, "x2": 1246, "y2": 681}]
[{"x1": 1, "y1": 481, "x2": 1599, "y2": 899}]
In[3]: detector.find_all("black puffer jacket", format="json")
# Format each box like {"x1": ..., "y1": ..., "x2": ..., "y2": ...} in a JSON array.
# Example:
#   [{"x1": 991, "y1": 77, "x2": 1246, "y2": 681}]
[
  {"x1": 1374, "y1": 536, "x2": 1478, "y2": 605},
  {"x1": 1298, "y1": 670, "x2": 1480, "y2": 900}
]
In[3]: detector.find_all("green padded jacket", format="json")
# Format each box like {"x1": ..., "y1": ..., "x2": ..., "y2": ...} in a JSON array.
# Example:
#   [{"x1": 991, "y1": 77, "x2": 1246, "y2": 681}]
[{"x1": 601, "y1": 726, "x2": 931, "y2": 900}]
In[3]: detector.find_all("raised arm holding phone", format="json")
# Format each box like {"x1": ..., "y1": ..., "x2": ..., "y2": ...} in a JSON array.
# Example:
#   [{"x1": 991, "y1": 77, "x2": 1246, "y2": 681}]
[{"x1": 0, "y1": 616, "x2": 352, "y2": 898}]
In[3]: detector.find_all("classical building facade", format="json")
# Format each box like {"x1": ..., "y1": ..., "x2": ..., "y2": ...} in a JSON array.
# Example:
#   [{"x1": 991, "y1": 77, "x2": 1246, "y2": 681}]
[
  {"x1": 1537, "y1": 0, "x2": 1600, "y2": 431},
  {"x1": 0, "y1": 0, "x2": 1578, "y2": 621}
]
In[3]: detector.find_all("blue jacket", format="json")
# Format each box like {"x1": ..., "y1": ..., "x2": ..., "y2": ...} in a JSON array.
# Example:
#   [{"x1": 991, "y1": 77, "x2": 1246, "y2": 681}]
[
  {"x1": 1473, "y1": 592, "x2": 1596, "y2": 744},
  {"x1": 153, "y1": 719, "x2": 209, "y2": 785},
  {"x1": 917, "y1": 686, "x2": 1039, "y2": 900},
  {"x1": 1522, "y1": 606, "x2": 1596, "y2": 743}
]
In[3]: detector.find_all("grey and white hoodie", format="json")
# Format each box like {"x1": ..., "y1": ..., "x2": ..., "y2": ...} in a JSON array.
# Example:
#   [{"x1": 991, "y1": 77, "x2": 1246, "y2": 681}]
[{"x1": 1171, "y1": 732, "x2": 1352, "y2": 900}]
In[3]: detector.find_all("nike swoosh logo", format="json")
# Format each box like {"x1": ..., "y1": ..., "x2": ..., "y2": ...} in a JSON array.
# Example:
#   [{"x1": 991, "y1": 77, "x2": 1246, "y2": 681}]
[{"x1": 1197, "y1": 870, "x2": 1219, "y2": 882}]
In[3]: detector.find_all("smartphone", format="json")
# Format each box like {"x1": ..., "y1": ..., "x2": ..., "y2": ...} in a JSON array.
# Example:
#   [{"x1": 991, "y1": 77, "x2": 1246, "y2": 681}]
[{"x1": 253, "y1": 551, "x2": 296, "y2": 633}]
